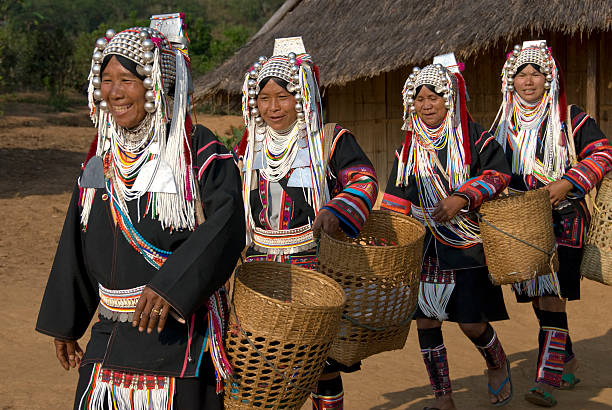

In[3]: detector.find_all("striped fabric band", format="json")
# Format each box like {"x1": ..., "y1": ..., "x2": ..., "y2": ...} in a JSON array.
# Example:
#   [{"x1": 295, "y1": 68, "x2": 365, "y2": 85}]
[
  {"x1": 536, "y1": 326, "x2": 568, "y2": 388},
  {"x1": 381, "y1": 193, "x2": 412, "y2": 215},
  {"x1": 251, "y1": 224, "x2": 315, "y2": 254},
  {"x1": 98, "y1": 284, "x2": 145, "y2": 322}
]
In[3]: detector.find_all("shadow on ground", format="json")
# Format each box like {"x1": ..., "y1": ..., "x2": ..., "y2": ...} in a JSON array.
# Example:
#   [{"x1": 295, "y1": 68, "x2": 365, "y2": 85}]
[
  {"x1": 0, "y1": 148, "x2": 84, "y2": 198},
  {"x1": 371, "y1": 329, "x2": 612, "y2": 410}
]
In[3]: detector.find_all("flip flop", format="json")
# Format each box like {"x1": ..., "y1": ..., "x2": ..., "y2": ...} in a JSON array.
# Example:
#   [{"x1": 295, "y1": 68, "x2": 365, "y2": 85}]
[
  {"x1": 559, "y1": 373, "x2": 581, "y2": 390},
  {"x1": 488, "y1": 360, "x2": 513, "y2": 406},
  {"x1": 524, "y1": 387, "x2": 557, "y2": 407}
]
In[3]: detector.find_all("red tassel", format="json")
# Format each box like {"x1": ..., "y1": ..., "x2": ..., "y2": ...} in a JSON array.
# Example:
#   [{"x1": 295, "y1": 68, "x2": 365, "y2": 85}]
[
  {"x1": 454, "y1": 73, "x2": 471, "y2": 165},
  {"x1": 236, "y1": 128, "x2": 249, "y2": 157},
  {"x1": 313, "y1": 65, "x2": 321, "y2": 87},
  {"x1": 402, "y1": 131, "x2": 412, "y2": 163},
  {"x1": 82, "y1": 134, "x2": 99, "y2": 169}
]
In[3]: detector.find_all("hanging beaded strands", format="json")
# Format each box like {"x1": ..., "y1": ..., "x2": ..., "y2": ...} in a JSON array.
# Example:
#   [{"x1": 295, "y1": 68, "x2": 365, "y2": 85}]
[
  {"x1": 396, "y1": 58, "x2": 479, "y2": 249},
  {"x1": 491, "y1": 40, "x2": 568, "y2": 187},
  {"x1": 81, "y1": 15, "x2": 198, "y2": 232},
  {"x1": 238, "y1": 37, "x2": 326, "y2": 252}
]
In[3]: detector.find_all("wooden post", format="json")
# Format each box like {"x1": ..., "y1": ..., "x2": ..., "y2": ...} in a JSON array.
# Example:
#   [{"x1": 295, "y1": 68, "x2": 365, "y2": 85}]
[{"x1": 586, "y1": 35, "x2": 598, "y2": 121}]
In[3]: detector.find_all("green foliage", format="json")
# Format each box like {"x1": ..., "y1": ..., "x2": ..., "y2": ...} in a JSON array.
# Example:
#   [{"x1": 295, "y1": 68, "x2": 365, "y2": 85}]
[
  {"x1": 217, "y1": 125, "x2": 244, "y2": 151},
  {"x1": 0, "y1": 0, "x2": 284, "y2": 108}
]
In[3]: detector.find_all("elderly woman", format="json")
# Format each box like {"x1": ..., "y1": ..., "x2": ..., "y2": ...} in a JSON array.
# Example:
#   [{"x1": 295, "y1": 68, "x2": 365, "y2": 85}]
[
  {"x1": 381, "y1": 59, "x2": 513, "y2": 409},
  {"x1": 235, "y1": 37, "x2": 378, "y2": 409},
  {"x1": 490, "y1": 41, "x2": 612, "y2": 407},
  {"x1": 36, "y1": 17, "x2": 245, "y2": 410}
]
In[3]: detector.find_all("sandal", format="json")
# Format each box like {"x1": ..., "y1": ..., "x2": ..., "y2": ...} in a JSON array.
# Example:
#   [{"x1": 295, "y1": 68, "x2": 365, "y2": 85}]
[
  {"x1": 524, "y1": 387, "x2": 557, "y2": 407},
  {"x1": 488, "y1": 360, "x2": 513, "y2": 406},
  {"x1": 559, "y1": 373, "x2": 581, "y2": 390}
]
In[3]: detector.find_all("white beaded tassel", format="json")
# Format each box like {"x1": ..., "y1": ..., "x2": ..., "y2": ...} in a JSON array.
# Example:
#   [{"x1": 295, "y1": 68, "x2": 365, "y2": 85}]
[{"x1": 157, "y1": 50, "x2": 196, "y2": 231}]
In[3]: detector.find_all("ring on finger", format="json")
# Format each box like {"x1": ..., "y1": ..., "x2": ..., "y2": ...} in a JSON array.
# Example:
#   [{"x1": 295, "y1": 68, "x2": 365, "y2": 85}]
[{"x1": 151, "y1": 308, "x2": 161, "y2": 315}]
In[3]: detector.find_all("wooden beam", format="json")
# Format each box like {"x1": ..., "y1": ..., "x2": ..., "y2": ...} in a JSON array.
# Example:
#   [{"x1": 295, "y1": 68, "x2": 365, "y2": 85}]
[
  {"x1": 586, "y1": 35, "x2": 598, "y2": 121},
  {"x1": 251, "y1": 0, "x2": 302, "y2": 41}
]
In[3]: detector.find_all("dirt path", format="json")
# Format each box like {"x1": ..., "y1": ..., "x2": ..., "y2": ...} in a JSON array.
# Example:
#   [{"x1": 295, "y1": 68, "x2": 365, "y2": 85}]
[{"x1": 1, "y1": 98, "x2": 610, "y2": 409}]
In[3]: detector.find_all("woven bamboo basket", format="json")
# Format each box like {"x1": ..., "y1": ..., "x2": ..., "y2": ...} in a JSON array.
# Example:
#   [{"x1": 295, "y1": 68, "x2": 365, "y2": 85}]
[
  {"x1": 580, "y1": 175, "x2": 612, "y2": 285},
  {"x1": 224, "y1": 262, "x2": 345, "y2": 409},
  {"x1": 479, "y1": 189, "x2": 559, "y2": 285},
  {"x1": 318, "y1": 210, "x2": 425, "y2": 366}
]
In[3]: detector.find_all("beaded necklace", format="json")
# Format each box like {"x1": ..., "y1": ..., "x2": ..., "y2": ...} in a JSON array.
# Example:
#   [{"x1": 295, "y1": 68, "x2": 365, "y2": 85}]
[
  {"x1": 261, "y1": 121, "x2": 301, "y2": 182},
  {"x1": 405, "y1": 111, "x2": 480, "y2": 248}
]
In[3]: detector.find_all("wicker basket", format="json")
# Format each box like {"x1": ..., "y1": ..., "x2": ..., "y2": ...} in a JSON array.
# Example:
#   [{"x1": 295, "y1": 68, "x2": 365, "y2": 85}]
[
  {"x1": 479, "y1": 189, "x2": 559, "y2": 285},
  {"x1": 580, "y1": 175, "x2": 612, "y2": 285},
  {"x1": 224, "y1": 262, "x2": 345, "y2": 409},
  {"x1": 318, "y1": 210, "x2": 425, "y2": 366}
]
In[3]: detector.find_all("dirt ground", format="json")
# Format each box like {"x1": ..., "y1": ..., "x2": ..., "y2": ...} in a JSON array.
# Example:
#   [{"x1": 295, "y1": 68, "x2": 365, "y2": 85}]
[{"x1": 1, "y1": 95, "x2": 610, "y2": 409}]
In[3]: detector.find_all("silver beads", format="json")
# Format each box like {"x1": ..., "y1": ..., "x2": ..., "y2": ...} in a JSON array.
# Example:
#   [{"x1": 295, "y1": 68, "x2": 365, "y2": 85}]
[
  {"x1": 248, "y1": 89, "x2": 257, "y2": 98},
  {"x1": 253, "y1": 62, "x2": 261, "y2": 71},
  {"x1": 144, "y1": 101, "x2": 156, "y2": 113},
  {"x1": 100, "y1": 100, "x2": 108, "y2": 110},
  {"x1": 139, "y1": 31, "x2": 150, "y2": 40},
  {"x1": 145, "y1": 90, "x2": 155, "y2": 102},
  {"x1": 142, "y1": 65, "x2": 153, "y2": 76},
  {"x1": 412, "y1": 66, "x2": 420, "y2": 73},
  {"x1": 296, "y1": 112, "x2": 305, "y2": 121},
  {"x1": 507, "y1": 77, "x2": 514, "y2": 84},
  {"x1": 407, "y1": 98, "x2": 414, "y2": 105},
  {"x1": 93, "y1": 51, "x2": 103, "y2": 63},
  {"x1": 142, "y1": 39, "x2": 154, "y2": 51},
  {"x1": 92, "y1": 77, "x2": 101, "y2": 88},
  {"x1": 507, "y1": 85, "x2": 514, "y2": 92},
  {"x1": 143, "y1": 77, "x2": 154, "y2": 90},
  {"x1": 96, "y1": 38, "x2": 108, "y2": 50},
  {"x1": 294, "y1": 93, "x2": 303, "y2": 102},
  {"x1": 250, "y1": 108, "x2": 259, "y2": 116},
  {"x1": 247, "y1": 79, "x2": 256, "y2": 88},
  {"x1": 143, "y1": 51, "x2": 154, "y2": 64},
  {"x1": 288, "y1": 52, "x2": 296, "y2": 60},
  {"x1": 249, "y1": 70, "x2": 257, "y2": 79},
  {"x1": 544, "y1": 82, "x2": 551, "y2": 90},
  {"x1": 258, "y1": 56, "x2": 267, "y2": 64},
  {"x1": 444, "y1": 101, "x2": 450, "y2": 109},
  {"x1": 248, "y1": 98, "x2": 256, "y2": 108},
  {"x1": 255, "y1": 116, "x2": 264, "y2": 125},
  {"x1": 546, "y1": 74, "x2": 553, "y2": 81},
  {"x1": 295, "y1": 103, "x2": 303, "y2": 112},
  {"x1": 292, "y1": 74, "x2": 300, "y2": 83},
  {"x1": 93, "y1": 89, "x2": 103, "y2": 101},
  {"x1": 92, "y1": 64, "x2": 101, "y2": 75},
  {"x1": 105, "y1": 29, "x2": 116, "y2": 39}
]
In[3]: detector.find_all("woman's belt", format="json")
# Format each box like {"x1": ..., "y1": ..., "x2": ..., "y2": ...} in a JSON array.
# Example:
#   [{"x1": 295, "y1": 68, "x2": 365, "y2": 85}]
[
  {"x1": 98, "y1": 284, "x2": 145, "y2": 322},
  {"x1": 251, "y1": 225, "x2": 316, "y2": 254}
]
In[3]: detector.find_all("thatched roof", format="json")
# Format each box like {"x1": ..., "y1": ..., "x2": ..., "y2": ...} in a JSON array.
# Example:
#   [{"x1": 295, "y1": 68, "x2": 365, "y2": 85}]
[{"x1": 193, "y1": 0, "x2": 612, "y2": 102}]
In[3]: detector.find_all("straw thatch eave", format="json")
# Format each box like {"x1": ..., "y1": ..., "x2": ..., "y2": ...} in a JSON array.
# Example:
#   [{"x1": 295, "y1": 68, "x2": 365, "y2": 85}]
[{"x1": 193, "y1": 0, "x2": 612, "y2": 103}]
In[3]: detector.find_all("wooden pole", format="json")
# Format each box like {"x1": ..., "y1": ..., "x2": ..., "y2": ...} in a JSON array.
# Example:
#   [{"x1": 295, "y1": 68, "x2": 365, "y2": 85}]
[{"x1": 586, "y1": 35, "x2": 598, "y2": 121}]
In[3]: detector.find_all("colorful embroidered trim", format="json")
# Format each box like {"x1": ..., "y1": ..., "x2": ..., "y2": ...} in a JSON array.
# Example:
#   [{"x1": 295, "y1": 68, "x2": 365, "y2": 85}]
[
  {"x1": 311, "y1": 391, "x2": 344, "y2": 410},
  {"x1": 380, "y1": 193, "x2": 412, "y2": 215},
  {"x1": 251, "y1": 224, "x2": 315, "y2": 254},
  {"x1": 475, "y1": 330, "x2": 507, "y2": 370},
  {"x1": 421, "y1": 344, "x2": 452, "y2": 398},
  {"x1": 98, "y1": 284, "x2": 145, "y2": 322},
  {"x1": 78, "y1": 362, "x2": 175, "y2": 410},
  {"x1": 536, "y1": 326, "x2": 568, "y2": 388}
]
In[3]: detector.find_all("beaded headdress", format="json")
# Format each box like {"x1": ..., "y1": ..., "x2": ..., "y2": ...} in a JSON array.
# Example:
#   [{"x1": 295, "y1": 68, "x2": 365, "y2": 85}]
[
  {"x1": 491, "y1": 40, "x2": 568, "y2": 182},
  {"x1": 81, "y1": 14, "x2": 199, "y2": 231}
]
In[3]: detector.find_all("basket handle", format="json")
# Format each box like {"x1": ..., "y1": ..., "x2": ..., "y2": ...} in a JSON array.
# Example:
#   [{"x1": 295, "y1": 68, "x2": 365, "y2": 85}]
[{"x1": 475, "y1": 211, "x2": 556, "y2": 258}]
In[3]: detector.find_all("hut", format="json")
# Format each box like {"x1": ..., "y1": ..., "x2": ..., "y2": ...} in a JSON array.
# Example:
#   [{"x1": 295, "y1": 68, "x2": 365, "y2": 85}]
[{"x1": 193, "y1": 0, "x2": 612, "y2": 190}]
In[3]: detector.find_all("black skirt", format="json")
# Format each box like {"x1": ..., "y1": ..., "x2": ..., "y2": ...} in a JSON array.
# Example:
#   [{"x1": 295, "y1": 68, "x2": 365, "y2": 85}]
[
  {"x1": 515, "y1": 245, "x2": 583, "y2": 302},
  {"x1": 415, "y1": 265, "x2": 510, "y2": 323}
]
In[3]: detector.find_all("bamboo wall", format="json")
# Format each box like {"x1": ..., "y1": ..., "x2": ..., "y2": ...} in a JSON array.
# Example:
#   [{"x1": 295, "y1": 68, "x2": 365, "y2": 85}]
[{"x1": 325, "y1": 31, "x2": 612, "y2": 192}]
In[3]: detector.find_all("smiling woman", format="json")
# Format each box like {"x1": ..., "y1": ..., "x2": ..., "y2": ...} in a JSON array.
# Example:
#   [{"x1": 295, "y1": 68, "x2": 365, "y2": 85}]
[{"x1": 35, "y1": 16, "x2": 245, "y2": 410}]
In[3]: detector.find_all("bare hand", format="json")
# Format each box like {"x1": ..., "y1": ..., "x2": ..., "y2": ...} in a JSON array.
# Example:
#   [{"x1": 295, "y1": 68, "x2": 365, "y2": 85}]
[
  {"x1": 543, "y1": 179, "x2": 574, "y2": 206},
  {"x1": 312, "y1": 208, "x2": 340, "y2": 237},
  {"x1": 54, "y1": 338, "x2": 83, "y2": 370},
  {"x1": 132, "y1": 287, "x2": 172, "y2": 334},
  {"x1": 432, "y1": 195, "x2": 469, "y2": 223}
]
